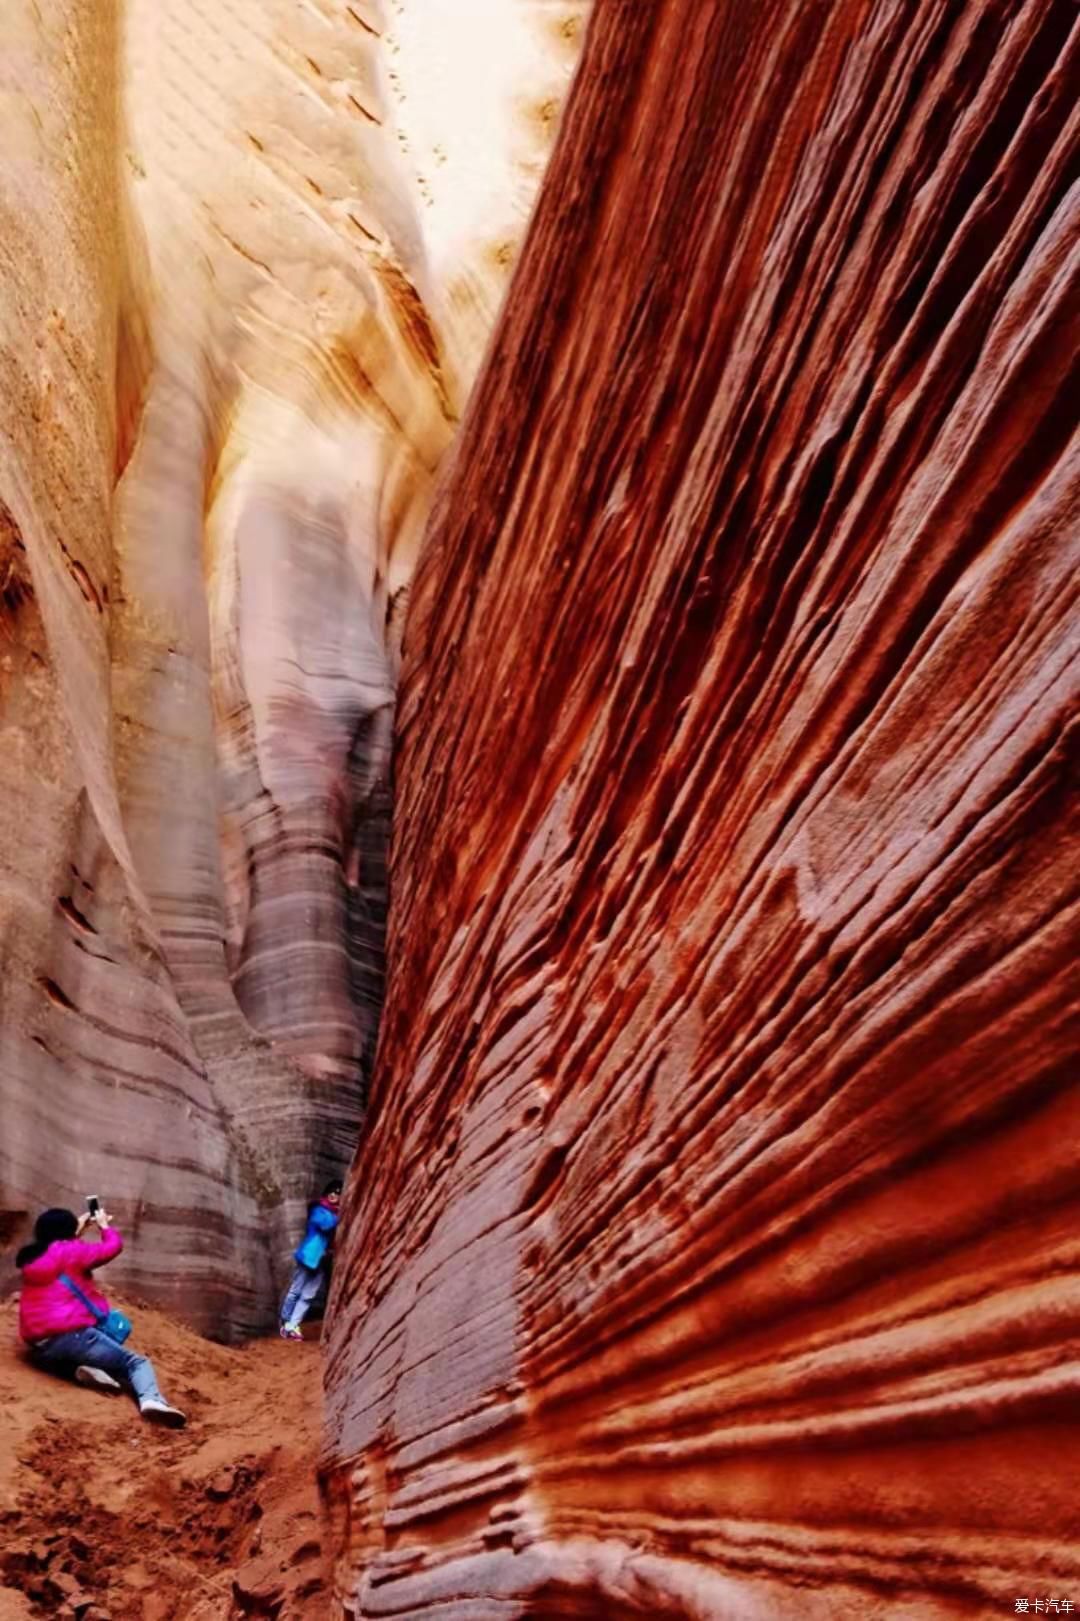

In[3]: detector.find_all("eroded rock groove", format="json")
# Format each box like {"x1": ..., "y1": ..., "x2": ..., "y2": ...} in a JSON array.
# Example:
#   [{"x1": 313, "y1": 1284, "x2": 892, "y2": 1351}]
[{"x1": 323, "y1": 0, "x2": 1080, "y2": 1613}]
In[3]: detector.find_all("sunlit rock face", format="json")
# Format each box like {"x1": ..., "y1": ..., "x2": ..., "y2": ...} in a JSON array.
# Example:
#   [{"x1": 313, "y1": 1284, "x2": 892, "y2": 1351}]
[
  {"x1": 323, "y1": 0, "x2": 1080, "y2": 1611},
  {"x1": 0, "y1": 0, "x2": 584, "y2": 1335}
]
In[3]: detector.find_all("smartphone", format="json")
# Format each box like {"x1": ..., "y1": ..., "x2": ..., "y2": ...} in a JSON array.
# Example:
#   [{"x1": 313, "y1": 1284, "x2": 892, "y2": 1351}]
[{"x1": 86, "y1": 1195, "x2": 100, "y2": 1218}]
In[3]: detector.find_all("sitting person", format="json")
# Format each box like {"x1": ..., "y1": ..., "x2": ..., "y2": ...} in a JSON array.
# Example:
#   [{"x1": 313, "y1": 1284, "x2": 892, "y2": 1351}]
[
  {"x1": 279, "y1": 1179, "x2": 342, "y2": 1340},
  {"x1": 16, "y1": 1206, "x2": 186, "y2": 1429}
]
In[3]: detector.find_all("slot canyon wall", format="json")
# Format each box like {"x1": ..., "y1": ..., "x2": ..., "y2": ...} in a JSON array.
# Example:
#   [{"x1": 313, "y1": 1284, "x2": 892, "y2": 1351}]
[
  {"x1": 323, "y1": 0, "x2": 1080, "y2": 1614},
  {"x1": 0, "y1": 0, "x2": 584, "y2": 1334}
]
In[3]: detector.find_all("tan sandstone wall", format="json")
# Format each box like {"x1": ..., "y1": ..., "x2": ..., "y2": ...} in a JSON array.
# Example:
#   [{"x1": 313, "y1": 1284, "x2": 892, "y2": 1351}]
[
  {"x1": 0, "y1": 0, "x2": 584, "y2": 1334},
  {"x1": 322, "y1": 0, "x2": 1080, "y2": 1612}
]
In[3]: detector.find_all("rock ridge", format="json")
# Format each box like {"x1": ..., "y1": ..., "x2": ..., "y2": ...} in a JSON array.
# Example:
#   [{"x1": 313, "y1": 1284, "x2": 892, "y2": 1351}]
[
  {"x1": 0, "y1": 0, "x2": 584, "y2": 1334},
  {"x1": 322, "y1": 0, "x2": 1080, "y2": 1612}
]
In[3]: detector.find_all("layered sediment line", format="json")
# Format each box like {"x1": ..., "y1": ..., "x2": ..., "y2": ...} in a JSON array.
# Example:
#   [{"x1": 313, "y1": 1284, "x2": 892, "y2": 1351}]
[
  {"x1": 0, "y1": 0, "x2": 583, "y2": 1334},
  {"x1": 323, "y1": 0, "x2": 1080, "y2": 1612}
]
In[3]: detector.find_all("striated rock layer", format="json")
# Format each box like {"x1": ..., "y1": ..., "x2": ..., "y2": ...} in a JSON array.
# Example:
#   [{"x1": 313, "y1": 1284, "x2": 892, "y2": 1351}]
[
  {"x1": 323, "y1": 0, "x2": 1080, "y2": 1613},
  {"x1": 0, "y1": 0, "x2": 583, "y2": 1334}
]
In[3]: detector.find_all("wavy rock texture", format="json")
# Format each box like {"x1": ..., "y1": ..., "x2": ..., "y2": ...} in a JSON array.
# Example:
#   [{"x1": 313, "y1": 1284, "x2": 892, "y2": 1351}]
[
  {"x1": 0, "y1": 0, "x2": 583, "y2": 1334},
  {"x1": 323, "y1": 0, "x2": 1080, "y2": 1612}
]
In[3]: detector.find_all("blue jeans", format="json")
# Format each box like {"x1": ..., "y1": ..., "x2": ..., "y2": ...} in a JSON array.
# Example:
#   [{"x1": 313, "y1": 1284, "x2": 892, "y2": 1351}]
[
  {"x1": 280, "y1": 1264, "x2": 322, "y2": 1328},
  {"x1": 31, "y1": 1326, "x2": 162, "y2": 1403}
]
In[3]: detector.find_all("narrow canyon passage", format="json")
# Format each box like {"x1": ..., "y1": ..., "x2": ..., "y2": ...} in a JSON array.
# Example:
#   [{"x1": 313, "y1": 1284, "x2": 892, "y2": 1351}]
[
  {"x1": 2, "y1": 0, "x2": 1079, "y2": 1618},
  {"x1": 0, "y1": 0, "x2": 585, "y2": 1335}
]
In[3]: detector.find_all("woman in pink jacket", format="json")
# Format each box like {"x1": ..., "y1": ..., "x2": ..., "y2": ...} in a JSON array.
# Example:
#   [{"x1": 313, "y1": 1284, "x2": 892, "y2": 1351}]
[{"x1": 17, "y1": 1206, "x2": 186, "y2": 1428}]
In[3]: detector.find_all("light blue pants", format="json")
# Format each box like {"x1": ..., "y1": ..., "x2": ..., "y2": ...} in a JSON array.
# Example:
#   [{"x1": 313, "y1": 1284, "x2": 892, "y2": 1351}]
[
  {"x1": 31, "y1": 1326, "x2": 162, "y2": 1403},
  {"x1": 280, "y1": 1263, "x2": 323, "y2": 1328}
]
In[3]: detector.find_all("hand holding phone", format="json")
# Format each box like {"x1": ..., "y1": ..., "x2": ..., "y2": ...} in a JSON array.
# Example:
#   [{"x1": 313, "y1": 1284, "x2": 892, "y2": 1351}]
[{"x1": 79, "y1": 1195, "x2": 108, "y2": 1235}]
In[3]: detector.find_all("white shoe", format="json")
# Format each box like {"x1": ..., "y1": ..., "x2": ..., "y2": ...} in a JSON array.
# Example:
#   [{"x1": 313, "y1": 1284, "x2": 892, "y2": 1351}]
[
  {"x1": 75, "y1": 1365, "x2": 122, "y2": 1394},
  {"x1": 139, "y1": 1397, "x2": 187, "y2": 1429}
]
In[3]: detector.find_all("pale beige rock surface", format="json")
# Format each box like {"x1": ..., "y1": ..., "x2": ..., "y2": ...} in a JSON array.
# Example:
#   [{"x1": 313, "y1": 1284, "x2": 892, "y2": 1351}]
[{"x1": 0, "y1": 0, "x2": 583, "y2": 1333}]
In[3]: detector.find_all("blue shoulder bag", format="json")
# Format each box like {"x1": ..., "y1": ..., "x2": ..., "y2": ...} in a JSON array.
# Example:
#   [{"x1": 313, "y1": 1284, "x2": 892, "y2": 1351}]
[{"x1": 59, "y1": 1273, "x2": 132, "y2": 1345}]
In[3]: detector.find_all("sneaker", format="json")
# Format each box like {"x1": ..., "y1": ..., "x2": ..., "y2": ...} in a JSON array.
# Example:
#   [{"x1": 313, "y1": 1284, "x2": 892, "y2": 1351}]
[
  {"x1": 75, "y1": 1365, "x2": 122, "y2": 1394},
  {"x1": 139, "y1": 1398, "x2": 187, "y2": 1429},
  {"x1": 279, "y1": 1324, "x2": 303, "y2": 1341}
]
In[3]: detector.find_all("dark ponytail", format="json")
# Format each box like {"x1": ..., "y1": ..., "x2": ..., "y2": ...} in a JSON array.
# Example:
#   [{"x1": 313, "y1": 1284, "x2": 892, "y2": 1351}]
[{"x1": 15, "y1": 1208, "x2": 78, "y2": 1269}]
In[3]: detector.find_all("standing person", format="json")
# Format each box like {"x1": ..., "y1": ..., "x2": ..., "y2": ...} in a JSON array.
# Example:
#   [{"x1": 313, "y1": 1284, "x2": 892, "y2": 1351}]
[
  {"x1": 16, "y1": 1206, "x2": 187, "y2": 1428},
  {"x1": 279, "y1": 1179, "x2": 342, "y2": 1340}
]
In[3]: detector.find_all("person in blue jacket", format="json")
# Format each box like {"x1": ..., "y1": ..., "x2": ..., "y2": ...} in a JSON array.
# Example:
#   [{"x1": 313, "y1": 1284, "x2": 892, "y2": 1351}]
[{"x1": 279, "y1": 1179, "x2": 342, "y2": 1340}]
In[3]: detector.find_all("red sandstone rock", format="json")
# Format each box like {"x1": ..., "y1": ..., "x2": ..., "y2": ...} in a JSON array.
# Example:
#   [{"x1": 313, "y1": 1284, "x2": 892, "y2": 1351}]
[{"x1": 323, "y1": 0, "x2": 1080, "y2": 1613}]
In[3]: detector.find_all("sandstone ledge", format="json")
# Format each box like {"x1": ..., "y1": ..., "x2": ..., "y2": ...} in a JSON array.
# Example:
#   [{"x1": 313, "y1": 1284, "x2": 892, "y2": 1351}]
[{"x1": 323, "y1": 0, "x2": 1080, "y2": 1613}]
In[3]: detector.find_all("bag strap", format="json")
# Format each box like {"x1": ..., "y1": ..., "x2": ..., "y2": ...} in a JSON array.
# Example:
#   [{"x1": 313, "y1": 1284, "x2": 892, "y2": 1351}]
[{"x1": 58, "y1": 1272, "x2": 107, "y2": 1327}]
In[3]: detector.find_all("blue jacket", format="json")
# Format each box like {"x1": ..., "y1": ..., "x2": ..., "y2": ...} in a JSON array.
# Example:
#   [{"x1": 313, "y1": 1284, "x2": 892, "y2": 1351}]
[{"x1": 295, "y1": 1201, "x2": 338, "y2": 1270}]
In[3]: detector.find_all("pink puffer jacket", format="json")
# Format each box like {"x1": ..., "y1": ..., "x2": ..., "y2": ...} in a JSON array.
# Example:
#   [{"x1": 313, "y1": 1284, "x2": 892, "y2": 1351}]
[{"x1": 18, "y1": 1228, "x2": 123, "y2": 1343}]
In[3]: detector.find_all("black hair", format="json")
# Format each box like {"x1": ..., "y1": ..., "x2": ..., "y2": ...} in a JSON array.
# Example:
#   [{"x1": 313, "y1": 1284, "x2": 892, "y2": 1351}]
[
  {"x1": 15, "y1": 1207, "x2": 78, "y2": 1269},
  {"x1": 306, "y1": 1179, "x2": 343, "y2": 1220}
]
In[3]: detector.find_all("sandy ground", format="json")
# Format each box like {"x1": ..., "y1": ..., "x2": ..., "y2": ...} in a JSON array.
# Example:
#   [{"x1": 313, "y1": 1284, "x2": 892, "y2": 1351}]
[{"x1": 0, "y1": 1297, "x2": 327, "y2": 1620}]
